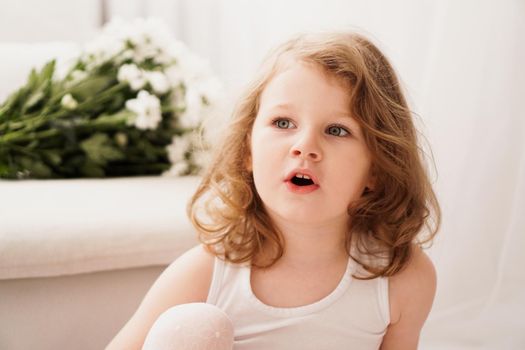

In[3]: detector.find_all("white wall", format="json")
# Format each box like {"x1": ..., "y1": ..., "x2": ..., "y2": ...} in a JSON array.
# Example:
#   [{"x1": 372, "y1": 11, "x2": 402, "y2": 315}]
[{"x1": 0, "y1": 0, "x2": 101, "y2": 43}]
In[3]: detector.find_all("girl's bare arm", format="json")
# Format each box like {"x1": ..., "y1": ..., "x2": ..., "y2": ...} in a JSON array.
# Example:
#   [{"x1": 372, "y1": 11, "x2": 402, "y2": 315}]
[
  {"x1": 105, "y1": 244, "x2": 215, "y2": 350},
  {"x1": 380, "y1": 246, "x2": 437, "y2": 350}
]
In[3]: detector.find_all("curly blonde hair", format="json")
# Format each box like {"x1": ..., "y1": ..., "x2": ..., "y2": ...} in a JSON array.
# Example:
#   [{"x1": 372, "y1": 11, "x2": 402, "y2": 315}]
[{"x1": 187, "y1": 31, "x2": 440, "y2": 279}]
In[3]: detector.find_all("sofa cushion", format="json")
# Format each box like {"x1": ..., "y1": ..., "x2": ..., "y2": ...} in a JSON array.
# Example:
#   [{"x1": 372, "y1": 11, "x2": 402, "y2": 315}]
[{"x1": 0, "y1": 176, "x2": 202, "y2": 279}]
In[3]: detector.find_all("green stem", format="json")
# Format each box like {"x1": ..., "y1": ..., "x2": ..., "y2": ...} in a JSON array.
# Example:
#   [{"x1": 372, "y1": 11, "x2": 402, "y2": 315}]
[
  {"x1": 2, "y1": 128, "x2": 61, "y2": 143},
  {"x1": 7, "y1": 143, "x2": 42, "y2": 158},
  {"x1": 0, "y1": 111, "x2": 130, "y2": 144},
  {"x1": 0, "y1": 110, "x2": 67, "y2": 140},
  {"x1": 1, "y1": 82, "x2": 129, "y2": 139},
  {"x1": 78, "y1": 82, "x2": 128, "y2": 106}
]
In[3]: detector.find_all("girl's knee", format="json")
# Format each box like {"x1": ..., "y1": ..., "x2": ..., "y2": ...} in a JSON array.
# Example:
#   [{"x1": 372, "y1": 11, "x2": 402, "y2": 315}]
[{"x1": 142, "y1": 302, "x2": 234, "y2": 350}]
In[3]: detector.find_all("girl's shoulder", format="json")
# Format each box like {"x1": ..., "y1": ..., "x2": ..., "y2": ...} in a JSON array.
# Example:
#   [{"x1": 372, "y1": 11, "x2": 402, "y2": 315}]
[
  {"x1": 170, "y1": 243, "x2": 217, "y2": 301},
  {"x1": 385, "y1": 244, "x2": 437, "y2": 338}
]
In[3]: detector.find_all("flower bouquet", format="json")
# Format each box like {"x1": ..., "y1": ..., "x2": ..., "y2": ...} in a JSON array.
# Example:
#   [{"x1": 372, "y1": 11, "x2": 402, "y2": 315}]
[{"x1": 0, "y1": 18, "x2": 222, "y2": 179}]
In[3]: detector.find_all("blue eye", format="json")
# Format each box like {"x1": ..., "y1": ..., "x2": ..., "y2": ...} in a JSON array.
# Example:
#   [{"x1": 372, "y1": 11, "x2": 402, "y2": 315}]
[
  {"x1": 273, "y1": 118, "x2": 294, "y2": 129},
  {"x1": 327, "y1": 125, "x2": 350, "y2": 137},
  {"x1": 272, "y1": 118, "x2": 350, "y2": 137}
]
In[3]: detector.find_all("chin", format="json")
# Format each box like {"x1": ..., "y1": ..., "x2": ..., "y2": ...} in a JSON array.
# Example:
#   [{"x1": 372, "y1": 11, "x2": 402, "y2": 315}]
[{"x1": 272, "y1": 206, "x2": 329, "y2": 224}]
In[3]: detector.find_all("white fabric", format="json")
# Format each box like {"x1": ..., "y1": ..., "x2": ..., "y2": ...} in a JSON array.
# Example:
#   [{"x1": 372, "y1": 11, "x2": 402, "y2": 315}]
[
  {"x1": 0, "y1": 176, "x2": 201, "y2": 279},
  {"x1": 206, "y1": 256, "x2": 390, "y2": 349},
  {"x1": 143, "y1": 303, "x2": 234, "y2": 350},
  {"x1": 0, "y1": 265, "x2": 166, "y2": 350}
]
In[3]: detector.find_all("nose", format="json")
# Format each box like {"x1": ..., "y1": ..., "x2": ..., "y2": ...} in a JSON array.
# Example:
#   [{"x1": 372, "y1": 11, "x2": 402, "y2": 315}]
[{"x1": 290, "y1": 129, "x2": 323, "y2": 162}]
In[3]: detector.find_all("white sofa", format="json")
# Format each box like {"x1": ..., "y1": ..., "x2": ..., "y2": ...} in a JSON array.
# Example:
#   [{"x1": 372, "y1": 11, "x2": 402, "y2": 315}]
[
  {"x1": 0, "y1": 175, "x2": 201, "y2": 350},
  {"x1": 0, "y1": 41, "x2": 202, "y2": 349}
]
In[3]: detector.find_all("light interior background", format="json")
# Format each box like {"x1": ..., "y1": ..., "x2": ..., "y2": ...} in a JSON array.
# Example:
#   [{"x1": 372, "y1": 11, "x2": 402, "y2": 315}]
[{"x1": 0, "y1": 0, "x2": 523, "y2": 349}]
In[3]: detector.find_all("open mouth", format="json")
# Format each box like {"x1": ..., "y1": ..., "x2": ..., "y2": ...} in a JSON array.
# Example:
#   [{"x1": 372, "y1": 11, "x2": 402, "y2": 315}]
[
  {"x1": 291, "y1": 175, "x2": 315, "y2": 186},
  {"x1": 284, "y1": 170, "x2": 320, "y2": 194},
  {"x1": 286, "y1": 173, "x2": 319, "y2": 194}
]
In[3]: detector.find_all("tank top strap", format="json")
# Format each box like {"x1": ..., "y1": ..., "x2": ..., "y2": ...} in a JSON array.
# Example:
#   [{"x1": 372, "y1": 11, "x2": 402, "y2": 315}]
[{"x1": 206, "y1": 256, "x2": 225, "y2": 304}]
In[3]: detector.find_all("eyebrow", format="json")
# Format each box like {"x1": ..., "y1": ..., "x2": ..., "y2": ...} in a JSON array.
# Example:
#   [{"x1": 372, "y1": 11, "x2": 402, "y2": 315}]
[{"x1": 267, "y1": 103, "x2": 356, "y2": 123}]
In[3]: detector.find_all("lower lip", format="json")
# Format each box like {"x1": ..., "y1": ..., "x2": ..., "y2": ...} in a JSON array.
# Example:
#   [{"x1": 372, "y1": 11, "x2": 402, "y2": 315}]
[{"x1": 285, "y1": 181, "x2": 320, "y2": 194}]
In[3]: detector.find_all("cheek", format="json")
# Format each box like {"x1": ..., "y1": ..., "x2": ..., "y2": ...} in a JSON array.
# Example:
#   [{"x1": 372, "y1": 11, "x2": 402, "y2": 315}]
[
  {"x1": 250, "y1": 130, "x2": 284, "y2": 168},
  {"x1": 329, "y1": 156, "x2": 371, "y2": 198},
  {"x1": 251, "y1": 147, "x2": 278, "y2": 183},
  {"x1": 250, "y1": 138, "x2": 271, "y2": 183}
]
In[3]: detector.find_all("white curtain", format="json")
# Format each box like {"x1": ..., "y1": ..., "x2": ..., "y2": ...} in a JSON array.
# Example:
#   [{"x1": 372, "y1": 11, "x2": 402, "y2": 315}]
[
  {"x1": 414, "y1": 1, "x2": 525, "y2": 349},
  {"x1": 96, "y1": 0, "x2": 525, "y2": 348},
  {"x1": 0, "y1": 0, "x2": 100, "y2": 43}
]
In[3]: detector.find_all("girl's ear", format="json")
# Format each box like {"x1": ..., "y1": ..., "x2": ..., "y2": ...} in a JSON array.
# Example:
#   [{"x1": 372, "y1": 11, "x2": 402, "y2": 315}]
[
  {"x1": 362, "y1": 178, "x2": 375, "y2": 197},
  {"x1": 365, "y1": 168, "x2": 376, "y2": 191}
]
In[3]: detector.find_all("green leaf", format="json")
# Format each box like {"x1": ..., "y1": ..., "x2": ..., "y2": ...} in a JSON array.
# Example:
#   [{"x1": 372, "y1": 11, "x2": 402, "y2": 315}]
[
  {"x1": 23, "y1": 90, "x2": 46, "y2": 110},
  {"x1": 39, "y1": 60, "x2": 56, "y2": 82},
  {"x1": 0, "y1": 163, "x2": 10, "y2": 177},
  {"x1": 41, "y1": 149, "x2": 62, "y2": 166},
  {"x1": 0, "y1": 90, "x2": 21, "y2": 120},
  {"x1": 27, "y1": 68, "x2": 39, "y2": 88},
  {"x1": 80, "y1": 159, "x2": 105, "y2": 177},
  {"x1": 0, "y1": 60, "x2": 56, "y2": 121},
  {"x1": 20, "y1": 60, "x2": 56, "y2": 114},
  {"x1": 69, "y1": 75, "x2": 114, "y2": 102},
  {"x1": 19, "y1": 156, "x2": 53, "y2": 178},
  {"x1": 91, "y1": 110, "x2": 132, "y2": 129},
  {"x1": 26, "y1": 140, "x2": 39, "y2": 150},
  {"x1": 80, "y1": 133, "x2": 124, "y2": 166},
  {"x1": 137, "y1": 139, "x2": 161, "y2": 161}
]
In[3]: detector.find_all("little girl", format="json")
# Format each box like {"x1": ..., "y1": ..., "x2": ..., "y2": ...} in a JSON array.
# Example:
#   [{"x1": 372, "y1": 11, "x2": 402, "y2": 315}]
[{"x1": 107, "y1": 31, "x2": 440, "y2": 350}]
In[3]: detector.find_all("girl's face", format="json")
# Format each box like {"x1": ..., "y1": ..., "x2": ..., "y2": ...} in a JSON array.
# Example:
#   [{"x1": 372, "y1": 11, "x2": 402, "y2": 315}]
[{"x1": 249, "y1": 62, "x2": 373, "y2": 228}]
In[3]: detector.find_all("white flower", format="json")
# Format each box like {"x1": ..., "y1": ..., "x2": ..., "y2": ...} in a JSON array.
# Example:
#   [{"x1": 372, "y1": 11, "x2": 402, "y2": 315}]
[
  {"x1": 61, "y1": 94, "x2": 78, "y2": 110},
  {"x1": 178, "y1": 77, "x2": 223, "y2": 129},
  {"x1": 164, "y1": 41, "x2": 188, "y2": 61},
  {"x1": 192, "y1": 149, "x2": 211, "y2": 170},
  {"x1": 81, "y1": 17, "x2": 158, "y2": 66},
  {"x1": 89, "y1": 17, "x2": 174, "y2": 65},
  {"x1": 125, "y1": 90, "x2": 162, "y2": 130},
  {"x1": 63, "y1": 69, "x2": 88, "y2": 89},
  {"x1": 117, "y1": 64, "x2": 146, "y2": 90},
  {"x1": 164, "y1": 132, "x2": 209, "y2": 176},
  {"x1": 180, "y1": 86, "x2": 205, "y2": 128},
  {"x1": 176, "y1": 52, "x2": 213, "y2": 84},
  {"x1": 164, "y1": 65, "x2": 185, "y2": 87},
  {"x1": 162, "y1": 43, "x2": 216, "y2": 88},
  {"x1": 164, "y1": 133, "x2": 194, "y2": 177},
  {"x1": 83, "y1": 33, "x2": 126, "y2": 67},
  {"x1": 153, "y1": 40, "x2": 189, "y2": 74},
  {"x1": 169, "y1": 86, "x2": 187, "y2": 122},
  {"x1": 166, "y1": 134, "x2": 191, "y2": 164},
  {"x1": 196, "y1": 76, "x2": 224, "y2": 105},
  {"x1": 70, "y1": 70, "x2": 88, "y2": 82},
  {"x1": 162, "y1": 161, "x2": 189, "y2": 177},
  {"x1": 121, "y1": 49, "x2": 134, "y2": 61},
  {"x1": 145, "y1": 71, "x2": 170, "y2": 94},
  {"x1": 131, "y1": 38, "x2": 158, "y2": 62}
]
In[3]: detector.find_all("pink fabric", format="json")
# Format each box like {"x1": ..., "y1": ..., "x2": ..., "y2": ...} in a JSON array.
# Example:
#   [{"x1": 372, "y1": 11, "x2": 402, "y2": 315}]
[{"x1": 142, "y1": 303, "x2": 234, "y2": 350}]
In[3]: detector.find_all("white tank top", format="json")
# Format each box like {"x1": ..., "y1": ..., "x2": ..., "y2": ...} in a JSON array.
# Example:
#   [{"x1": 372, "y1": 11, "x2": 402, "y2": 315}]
[{"x1": 206, "y1": 255, "x2": 390, "y2": 349}]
